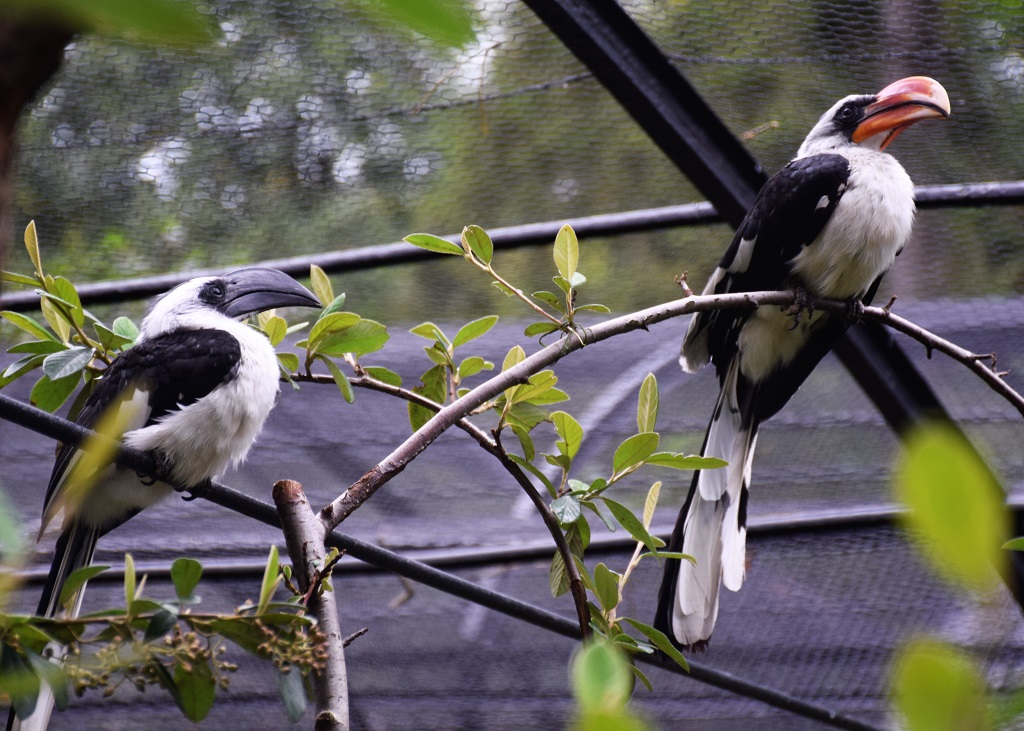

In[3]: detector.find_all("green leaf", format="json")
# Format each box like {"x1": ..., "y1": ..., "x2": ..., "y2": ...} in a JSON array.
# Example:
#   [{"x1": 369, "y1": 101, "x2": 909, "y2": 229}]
[
  {"x1": 403, "y1": 232, "x2": 464, "y2": 255},
  {"x1": 1004, "y1": 537, "x2": 1024, "y2": 551},
  {"x1": 508, "y1": 454, "x2": 556, "y2": 499},
  {"x1": 892, "y1": 637, "x2": 989, "y2": 731},
  {"x1": 364, "y1": 366, "x2": 402, "y2": 386},
  {"x1": 515, "y1": 370, "x2": 557, "y2": 404},
  {"x1": 409, "y1": 365, "x2": 445, "y2": 431},
  {"x1": 309, "y1": 264, "x2": 333, "y2": 306},
  {"x1": 279, "y1": 667, "x2": 308, "y2": 723},
  {"x1": 317, "y1": 319, "x2": 389, "y2": 357},
  {"x1": 124, "y1": 553, "x2": 137, "y2": 607},
  {"x1": 424, "y1": 343, "x2": 451, "y2": 367},
  {"x1": 369, "y1": 0, "x2": 475, "y2": 47},
  {"x1": 258, "y1": 546, "x2": 281, "y2": 615},
  {"x1": 524, "y1": 321, "x2": 561, "y2": 338},
  {"x1": 612, "y1": 433, "x2": 660, "y2": 475},
  {"x1": 622, "y1": 618, "x2": 690, "y2": 672},
  {"x1": 409, "y1": 321, "x2": 450, "y2": 345},
  {"x1": 551, "y1": 411, "x2": 583, "y2": 460},
  {"x1": 143, "y1": 608, "x2": 179, "y2": 643},
  {"x1": 93, "y1": 322, "x2": 134, "y2": 352},
  {"x1": 505, "y1": 403, "x2": 550, "y2": 432},
  {"x1": 24, "y1": 220, "x2": 41, "y2": 277},
  {"x1": 527, "y1": 386, "x2": 568, "y2": 406},
  {"x1": 491, "y1": 281, "x2": 517, "y2": 297},
  {"x1": 25, "y1": 649, "x2": 68, "y2": 711},
  {"x1": 42, "y1": 346, "x2": 92, "y2": 381},
  {"x1": 57, "y1": 565, "x2": 110, "y2": 610},
  {"x1": 5, "y1": 0, "x2": 214, "y2": 45},
  {"x1": 7, "y1": 340, "x2": 66, "y2": 355},
  {"x1": 3, "y1": 354, "x2": 47, "y2": 387},
  {"x1": 552, "y1": 275, "x2": 572, "y2": 294},
  {"x1": 593, "y1": 563, "x2": 620, "y2": 612},
  {"x1": 643, "y1": 482, "x2": 662, "y2": 530},
  {"x1": 550, "y1": 549, "x2": 570, "y2": 599},
  {"x1": 111, "y1": 316, "x2": 139, "y2": 342},
  {"x1": 49, "y1": 277, "x2": 85, "y2": 328},
  {"x1": 307, "y1": 312, "x2": 361, "y2": 350},
  {"x1": 174, "y1": 657, "x2": 216, "y2": 722},
  {"x1": 262, "y1": 315, "x2": 288, "y2": 347},
  {"x1": 30, "y1": 372, "x2": 80, "y2": 413},
  {"x1": 452, "y1": 315, "x2": 498, "y2": 348},
  {"x1": 510, "y1": 424, "x2": 535, "y2": 462},
  {"x1": 636, "y1": 373, "x2": 658, "y2": 433},
  {"x1": 277, "y1": 352, "x2": 299, "y2": 374},
  {"x1": 895, "y1": 423, "x2": 1008, "y2": 591},
  {"x1": 575, "y1": 303, "x2": 611, "y2": 314},
  {"x1": 462, "y1": 225, "x2": 493, "y2": 265},
  {"x1": 171, "y1": 558, "x2": 203, "y2": 601},
  {"x1": 551, "y1": 495, "x2": 582, "y2": 526},
  {"x1": 572, "y1": 640, "x2": 632, "y2": 714},
  {"x1": 601, "y1": 498, "x2": 661, "y2": 553},
  {"x1": 569, "y1": 271, "x2": 587, "y2": 288},
  {"x1": 319, "y1": 293, "x2": 347, "y2": 319},
  {"x1": 645, "y1": 452, "x2": 728, "y2": 470},
  {"x1": 553, "y1": 224, "x2": 579, "y2": 282},
  {"x1": 1, "y1": 311, "x2": 55, "y2": 341},
  {"x1": 320, "y1": 357, "x2": 355, "y2": 404},
  {"x1": 531, "y1": 291, "x2": 565, "y2": 312},
  {"x1": 1, "y1": 270, "x2": 40, "y2": 287},
  {"x1": 457, "y1": 356, "x2": 491, "y2": 380},
  {"x1": 39, "y1": 298, "x2": 70, "y2": 343}
]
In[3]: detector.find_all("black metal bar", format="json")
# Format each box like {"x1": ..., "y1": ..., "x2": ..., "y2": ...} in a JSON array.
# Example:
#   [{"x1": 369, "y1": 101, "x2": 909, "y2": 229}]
[
  {"x1": 1, "y1": 181, "x2": 1020, "y2": 313},
  {"x1": 0, "y1": 392, "x2": 883, "y2": 730}
]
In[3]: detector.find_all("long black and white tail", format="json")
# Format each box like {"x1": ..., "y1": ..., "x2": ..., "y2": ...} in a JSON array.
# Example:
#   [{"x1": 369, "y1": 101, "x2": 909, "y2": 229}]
[
  {"x1": 6, "y1": 521, "x2": 99, "y2": 731},
  {"x1": 655, "y1": 361, "x2": 757, "y2": 651}
]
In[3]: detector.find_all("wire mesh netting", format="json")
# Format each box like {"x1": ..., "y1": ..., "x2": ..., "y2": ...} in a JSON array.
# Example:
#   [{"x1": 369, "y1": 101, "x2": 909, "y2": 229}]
[{"x1": 2, "y1": 0, "x2": 1024, "y2": 728}]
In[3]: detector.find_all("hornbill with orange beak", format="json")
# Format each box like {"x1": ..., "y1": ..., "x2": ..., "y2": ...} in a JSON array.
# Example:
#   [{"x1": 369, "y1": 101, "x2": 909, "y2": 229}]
[{"x1": 654, "y1": 77, "x2": 951, "y2": 650}]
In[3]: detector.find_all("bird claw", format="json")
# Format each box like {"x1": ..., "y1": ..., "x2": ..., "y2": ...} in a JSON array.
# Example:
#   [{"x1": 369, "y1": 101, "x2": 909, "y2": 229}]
[
  {"x1": 845, "y1": 298, "x2": 866, "y2": 323},
  {"x1": 139, "y1": 450, "x2": 173, "y2": 486},
  {"x1": 786, "y1": 285, "x2": 815, "y2": 330}
]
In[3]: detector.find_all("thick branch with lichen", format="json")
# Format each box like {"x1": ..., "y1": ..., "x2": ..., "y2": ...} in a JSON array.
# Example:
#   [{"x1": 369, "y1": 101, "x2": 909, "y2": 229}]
[{"x1": 273, "y1": 479, "x2": 348, "y2": 731}]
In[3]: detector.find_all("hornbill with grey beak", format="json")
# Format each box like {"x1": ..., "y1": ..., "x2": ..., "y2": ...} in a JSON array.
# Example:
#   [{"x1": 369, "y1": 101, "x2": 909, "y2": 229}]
[
  {"x1": 7, "y1": 267, "x2": 320, "y2": 730},
  {"x1": 654, "y1": 77, "x2": 951, "y2": 650}
]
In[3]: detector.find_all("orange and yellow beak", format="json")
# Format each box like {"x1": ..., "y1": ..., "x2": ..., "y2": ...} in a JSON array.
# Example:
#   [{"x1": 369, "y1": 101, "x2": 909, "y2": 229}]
[{"x1": 852, "y1": 76, "x2": 951, "y2": 150}]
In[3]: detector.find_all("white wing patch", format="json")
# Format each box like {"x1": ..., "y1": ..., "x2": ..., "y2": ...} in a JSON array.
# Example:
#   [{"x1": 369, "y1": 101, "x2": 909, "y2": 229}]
[{"x1": 728, "y1": 236, "x2": 757, "y2": 274}]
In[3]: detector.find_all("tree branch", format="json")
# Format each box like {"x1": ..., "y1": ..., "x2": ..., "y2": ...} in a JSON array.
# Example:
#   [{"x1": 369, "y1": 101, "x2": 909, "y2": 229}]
[
  {"x1": 292, "y1": 372, "x2": 592, "y2": 638},
  {"x1": 317, "y1": 288, "x2": 1023, "y2": 531},
  {"x1": 273, "y1": 479, "x2": 348, "y2": 731}
]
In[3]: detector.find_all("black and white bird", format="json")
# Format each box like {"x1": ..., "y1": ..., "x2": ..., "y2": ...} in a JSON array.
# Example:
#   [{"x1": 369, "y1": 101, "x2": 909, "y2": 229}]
[
  {"x1": 654, "y1": 77, "x2": 950, "y2": 650},
  {"x1": 9, "y1": 268, "x2": 319, "y2": 730}
]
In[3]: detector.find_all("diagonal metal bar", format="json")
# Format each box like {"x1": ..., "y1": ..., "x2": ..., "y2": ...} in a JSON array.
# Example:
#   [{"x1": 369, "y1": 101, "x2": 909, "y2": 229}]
[
  {"x1": 518, "y1": 0, "x2": 764, "y2": 225},
  {"x1": 0, "y1": 392, "x2": 883, "y2": 731}
]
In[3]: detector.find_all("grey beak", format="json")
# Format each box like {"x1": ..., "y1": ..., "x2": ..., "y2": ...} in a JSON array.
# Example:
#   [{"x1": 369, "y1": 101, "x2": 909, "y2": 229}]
[{"x1": 219, "y1": 268, "x2": 321, "y2": 318}]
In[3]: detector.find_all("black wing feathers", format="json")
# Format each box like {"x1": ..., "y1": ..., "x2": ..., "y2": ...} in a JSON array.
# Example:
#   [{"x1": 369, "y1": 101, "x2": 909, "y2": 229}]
[
  {"x1": 45, "y1": 329, "x2": 241, "y2": 509},
  {"x1": 697, "y1": 154, "x2": 851, "y2": 382}
]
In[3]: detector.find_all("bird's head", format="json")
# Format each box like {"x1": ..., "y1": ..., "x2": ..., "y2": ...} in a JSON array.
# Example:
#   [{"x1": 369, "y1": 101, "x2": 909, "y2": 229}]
[
  {"x1": 797, "y1": 76, "x2": 950, "y2": 157},
  {"x1": 142, "y1": 268, "x2": 321, "y2": 337}
]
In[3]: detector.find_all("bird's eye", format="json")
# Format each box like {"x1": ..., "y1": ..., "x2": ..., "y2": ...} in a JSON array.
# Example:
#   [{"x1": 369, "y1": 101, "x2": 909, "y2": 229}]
[
  {"x1": 201, "y1": 281, "x2": 226, "y2": 303},
  {"x1": 837, "y1": 105, "x2": 858, "y2": 123}
]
